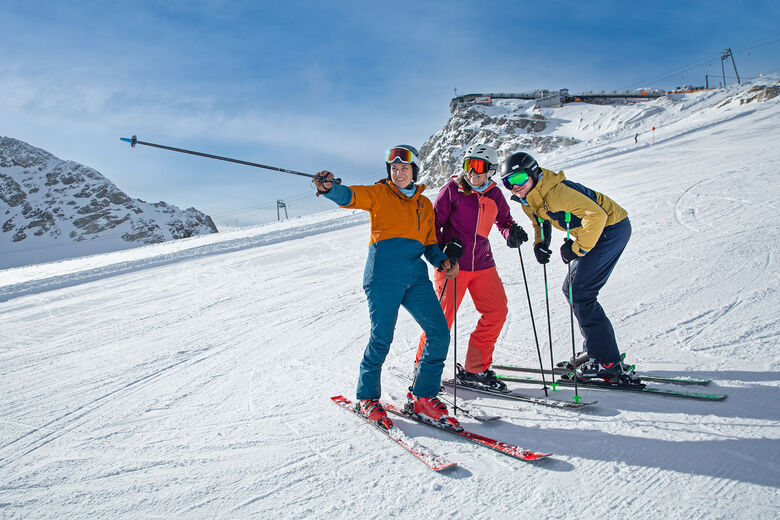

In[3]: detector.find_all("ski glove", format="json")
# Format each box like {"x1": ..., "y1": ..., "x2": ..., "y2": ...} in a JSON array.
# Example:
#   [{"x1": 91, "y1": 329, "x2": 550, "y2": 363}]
[
  {"x1": 441, "y1": 238, "x2": 464, "y2": 261},
  {"x1": 533, "y1": 242, "x2": 552, "y2": 264},
  {"x1": 313, "y1": 171, "x2": 334, "y2": 196},
  {"x1": 506, "y1": 224, "x2": 529, "y2": 248},
  {"x1": 560, "y1": 239, "x2": 579, "y2": 264}
]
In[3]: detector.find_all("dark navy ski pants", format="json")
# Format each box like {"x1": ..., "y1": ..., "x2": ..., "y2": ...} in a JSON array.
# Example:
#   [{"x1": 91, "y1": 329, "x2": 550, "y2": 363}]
[
  {"x1": 357, "y1": 278, "x2": 450, "y2": 400},
  {"x1": 562, "y1": 218, "x2": 631, "y2": 364}
]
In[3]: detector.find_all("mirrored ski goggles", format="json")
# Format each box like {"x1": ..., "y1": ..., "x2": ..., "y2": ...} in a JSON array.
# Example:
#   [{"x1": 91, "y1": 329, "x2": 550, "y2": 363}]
[
  {"x1": 386, "y1": 147, "x2": 415, "y2": 164},
  {"x1": 463, "y1": 158, "x2": 491, "y2": 174},
  {"x1": 502, "y1": 171, "x2": 530, "y2": 190}
]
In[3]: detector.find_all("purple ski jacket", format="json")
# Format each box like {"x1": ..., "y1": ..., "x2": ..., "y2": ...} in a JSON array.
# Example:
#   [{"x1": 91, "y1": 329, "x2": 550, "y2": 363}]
[{"x1": 433, "y1": 176, "x2": 516, "y2": 272}]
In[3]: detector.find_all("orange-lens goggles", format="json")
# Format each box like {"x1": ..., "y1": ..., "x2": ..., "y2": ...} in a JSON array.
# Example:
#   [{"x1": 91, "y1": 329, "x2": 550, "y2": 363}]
[
  {"x1": 386, "y1": 147, "x2": 414, "y2": 163},
  {"x1": 463, "y1": 158, "x2": 490, "y2": 174}
]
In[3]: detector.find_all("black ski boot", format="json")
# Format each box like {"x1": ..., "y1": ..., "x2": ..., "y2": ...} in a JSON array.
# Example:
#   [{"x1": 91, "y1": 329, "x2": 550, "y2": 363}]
[
  {"x1": 456, "y1": 365, "x2": 508, "y2": 392},
  {"x1": 577, "y1": 358, "x2": 642, "y2": 385},
  {"x1": 556, "y1": 351, "x2": 590, "y2": 370}
]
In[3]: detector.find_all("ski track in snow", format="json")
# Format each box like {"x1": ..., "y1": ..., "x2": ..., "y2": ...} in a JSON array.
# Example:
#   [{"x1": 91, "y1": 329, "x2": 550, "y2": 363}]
[{"x1": 2, "y1": 84, "x2": 780, "y2": 518}]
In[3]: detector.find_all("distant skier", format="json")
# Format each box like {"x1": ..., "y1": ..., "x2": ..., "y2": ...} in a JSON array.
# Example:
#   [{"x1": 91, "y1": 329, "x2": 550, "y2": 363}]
[
  {"x1": 414, "y1": 144, "x2": 527, "y2": 391},
  {"x1": 314, "y1": 145, "x2": 461, "y2": 430},
  {"x1": 634, "y1": 133, "x2": 639, "y2": 143},
  {"x1": 499, "y1": 152, "x2": 637, "y2": 384}
]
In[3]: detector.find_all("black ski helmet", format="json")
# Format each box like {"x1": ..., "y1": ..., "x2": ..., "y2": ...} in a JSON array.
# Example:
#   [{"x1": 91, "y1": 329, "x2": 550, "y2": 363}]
[
  {"x1": 386, "y1": 144, "x2": 421, "y2": 181},
  {"x1": 499, "y1": 152, "x2": 542, "y2": 190}
]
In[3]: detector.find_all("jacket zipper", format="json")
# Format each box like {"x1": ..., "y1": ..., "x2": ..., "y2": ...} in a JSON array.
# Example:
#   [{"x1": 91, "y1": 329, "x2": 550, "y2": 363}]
[{"x1": 472, "y1": 194, "x2": 482, "y2": 268}]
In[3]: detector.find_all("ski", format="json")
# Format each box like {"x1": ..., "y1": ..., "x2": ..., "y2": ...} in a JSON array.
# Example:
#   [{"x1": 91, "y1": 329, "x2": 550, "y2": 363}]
[
  {"x1": 382, "y1": 402, "x2": 550, "y2": 462},
  {"x1": 492, "y1": 363, "x2": 711, "y2": 386},
  {"x1": 441, "y1": 378, "x2": 598, "y2": 409},
  {"x1": 495, "y1": 375, "x2": 727, "y2": 401},
  {"x1": 388, "y1": 368, "x2": 501, "y2": 422},
  {"x1": 330, "y1": 396, "x2": 457, "y2": 472}
]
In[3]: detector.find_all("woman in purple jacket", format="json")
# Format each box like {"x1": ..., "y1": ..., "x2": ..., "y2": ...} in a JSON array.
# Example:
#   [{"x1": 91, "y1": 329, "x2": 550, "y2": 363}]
[{"x1": 415, "y1": 144, "x2": 528, "y2": 390}]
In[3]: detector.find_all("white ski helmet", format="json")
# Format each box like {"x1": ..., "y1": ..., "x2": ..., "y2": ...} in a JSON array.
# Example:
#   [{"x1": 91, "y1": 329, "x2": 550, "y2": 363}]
[{"x1": 463, "y1": 143, "x2": 499, "y2": 175}]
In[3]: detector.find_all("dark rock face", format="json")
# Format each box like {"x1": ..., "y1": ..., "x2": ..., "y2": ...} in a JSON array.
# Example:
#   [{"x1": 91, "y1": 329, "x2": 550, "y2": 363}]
[{"x1": 0, "y1": 136, "x2": 218, "y2": 252}]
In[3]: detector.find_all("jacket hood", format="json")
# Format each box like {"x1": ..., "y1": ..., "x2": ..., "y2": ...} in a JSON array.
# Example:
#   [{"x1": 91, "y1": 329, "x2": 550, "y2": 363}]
[{"x1": 526, "y1": 168, "x2": 566, "y2": 203}]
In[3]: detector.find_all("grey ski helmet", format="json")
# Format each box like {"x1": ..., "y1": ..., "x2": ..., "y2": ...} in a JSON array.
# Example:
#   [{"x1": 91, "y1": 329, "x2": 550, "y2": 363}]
[
  {"x1": 499, "y1": 152, "x2": 542, "y2": 190},
  {"x1": 463, "y1": 143, "x2": 499, "y2": 176},
  {"x1": 386, "y1": 145, "x2": 421, "y2": 181}
]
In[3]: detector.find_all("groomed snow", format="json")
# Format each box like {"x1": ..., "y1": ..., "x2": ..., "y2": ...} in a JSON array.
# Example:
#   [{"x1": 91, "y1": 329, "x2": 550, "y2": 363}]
[{"x1": 1, "y1": 82, "x2": 779, "y2": 518}]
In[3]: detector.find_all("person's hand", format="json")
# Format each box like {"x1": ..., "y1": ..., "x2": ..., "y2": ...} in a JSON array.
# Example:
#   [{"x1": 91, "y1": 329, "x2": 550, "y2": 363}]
[
  {"x1": 314, "y1": 170, "x2": 335, "y2": 196},
  {"x1": 506, "y1": 223, "x2": 528, "y2": 248},
  {"x1": 560, "y1": 239, "x2": 578, "y2": 264},
  {"x1": 441, "y1": 238, "x2": 464, "y2": 261},
  {"x1": 440, "y1": 258, "x2": 459, "y2": 279},
  {"x1": 534, "y1": 242, "x2": 552, "y2": 264}
]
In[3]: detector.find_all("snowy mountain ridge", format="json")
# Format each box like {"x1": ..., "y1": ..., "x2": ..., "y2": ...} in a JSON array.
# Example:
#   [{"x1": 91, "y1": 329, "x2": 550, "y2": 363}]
[
  {"x1": 419, "y1": 77, "x2": 779, "y2": 188},
  {"x1": 0, "y1": 136, "x2": 218, "y2": 269}
]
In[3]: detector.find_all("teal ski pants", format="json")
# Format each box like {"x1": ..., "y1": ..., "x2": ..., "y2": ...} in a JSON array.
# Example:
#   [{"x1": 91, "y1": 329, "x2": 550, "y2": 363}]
[{"x1": 357, "y1": 278, "x2": 450, "y2": 400}]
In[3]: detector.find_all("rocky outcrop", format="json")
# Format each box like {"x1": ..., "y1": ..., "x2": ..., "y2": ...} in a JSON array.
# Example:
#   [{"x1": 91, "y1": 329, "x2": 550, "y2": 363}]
[
  {"x1": 418, "y1": 104, "x2": 578, "y2": 189},
  {"x1": 0, "y1": 136, "x2": 217, "y2": 251}
]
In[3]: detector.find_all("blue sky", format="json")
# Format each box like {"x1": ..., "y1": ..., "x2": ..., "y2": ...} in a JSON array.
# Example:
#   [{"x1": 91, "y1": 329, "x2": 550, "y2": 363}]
[{"x1": 2, "y1": 1, "x2": 778, "y2": 226}]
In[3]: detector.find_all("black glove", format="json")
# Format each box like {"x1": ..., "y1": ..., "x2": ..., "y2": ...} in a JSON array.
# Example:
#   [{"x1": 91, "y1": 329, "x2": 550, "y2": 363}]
[
  {"x1": 560, "y1": 239, "x2": 579, "y2": 264},
  {"x1": 506, "y1": 224, "x2": 528, "y2": 248},
  {"x1": 533, "y1": 242, "x2": 552, "y2": 264},
  {"x1": 441, "y1": 238, "x2": 464, "y2": 261},
  {"x1": 313, "y1": 171, "x2": 334, "y2": 196}
]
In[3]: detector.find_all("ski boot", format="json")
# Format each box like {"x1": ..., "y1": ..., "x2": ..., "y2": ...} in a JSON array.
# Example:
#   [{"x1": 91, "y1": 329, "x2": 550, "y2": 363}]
[
  {"x1": 556, "y1": 351, "x2": 590, "y2": 370},
  {"x1": 456, "y1": 364, "x2": 508, "y2": 392},
  {"x1": 358, "y1": 399, "x2": 393, "y2": 430},
  {"x1": 405, "y1": 392, "x2": 461, "y2": 431},
  {"x1": 577, "y1": 359, "x2": 642, "y2": 385}
]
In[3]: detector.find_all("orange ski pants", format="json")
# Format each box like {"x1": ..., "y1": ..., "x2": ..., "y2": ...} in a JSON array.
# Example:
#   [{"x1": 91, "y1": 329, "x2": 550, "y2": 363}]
[{"x1": 416, "y1": 266, "x2": 508, "y2": 373}]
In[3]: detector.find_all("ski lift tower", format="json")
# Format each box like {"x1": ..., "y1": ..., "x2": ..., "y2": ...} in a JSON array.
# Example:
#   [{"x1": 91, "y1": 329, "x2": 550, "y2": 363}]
[
  {"x1": 721, "y1": 48, "x2": 741, "y2": 86},
  {"x1": 277, "y1": 199, "x2": 288, "y2": 221}
]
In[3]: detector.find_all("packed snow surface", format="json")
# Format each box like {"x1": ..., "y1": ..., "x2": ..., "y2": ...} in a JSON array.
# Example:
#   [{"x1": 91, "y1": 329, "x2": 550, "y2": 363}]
[{"x1": 1, "y1": 81, "x2": 779, "y2": 518}]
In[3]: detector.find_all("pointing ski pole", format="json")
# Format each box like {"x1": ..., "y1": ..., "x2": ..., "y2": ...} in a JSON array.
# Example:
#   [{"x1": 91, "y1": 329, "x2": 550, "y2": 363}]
[
  {"x1": 517, "y1": 243, "x2": 549, "y2": 397},
  {"x1": 565, "y1": 212, "x2": 580, "y2": 403},
  {"x1": 538, "y1": 217, "x2": 557, "y2": 392},
  {"x1": 119, "y1": 135, "x2": 341, "y2": 184}
]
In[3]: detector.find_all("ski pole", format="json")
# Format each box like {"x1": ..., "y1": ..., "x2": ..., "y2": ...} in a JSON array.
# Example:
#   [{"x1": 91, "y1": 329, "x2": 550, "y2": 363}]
[
  {"x1": 538, "y1": 217, "x2": 557, "y2": 391},
  {"x1": 517, "y1": 245, "x2": 549, "y2": 397},
  {"x1": 119, "y1": 135, "x2": 341, "y2": 184},
  {"x1": 439, "y1": 238, "x2": 463, "y2": 416},
  {"x1": 565, "y1": 213, "x2": 580, "y2": 403},
  {"x1": 453, "y1": 276, "x2": 458, "y2": 415}
]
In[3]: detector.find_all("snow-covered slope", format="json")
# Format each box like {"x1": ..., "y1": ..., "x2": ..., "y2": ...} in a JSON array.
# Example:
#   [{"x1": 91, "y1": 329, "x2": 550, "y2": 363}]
[
  {"x1": 0, "y1": 137, "x2": 218, "y2": 269},
  {"x1": 1, "y1": 80, "x2": 779, "y2": 518}
]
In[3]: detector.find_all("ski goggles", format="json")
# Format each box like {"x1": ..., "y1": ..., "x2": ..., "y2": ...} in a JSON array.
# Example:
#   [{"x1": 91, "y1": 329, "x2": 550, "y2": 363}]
[
  {"x1": 501, "y1": 171, "x2": 530, "y2": 190},
  {"x1": 386, "y1": 147, "x2": 416, "y2": 165},
  {"x1": 463, "y1": 158, "x2": 491, "y2": 174}
]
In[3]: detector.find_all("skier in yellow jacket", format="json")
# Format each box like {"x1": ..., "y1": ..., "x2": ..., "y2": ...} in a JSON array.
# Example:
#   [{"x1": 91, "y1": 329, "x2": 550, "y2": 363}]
[{"x1": 499, "y1": 152, "x2": 636, "y2": 384}]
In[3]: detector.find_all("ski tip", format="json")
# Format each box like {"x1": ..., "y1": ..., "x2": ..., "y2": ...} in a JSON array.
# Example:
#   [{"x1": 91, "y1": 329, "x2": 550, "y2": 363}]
[{"x1": 433, "y1": 461, "x2": 459, "y2": 471}]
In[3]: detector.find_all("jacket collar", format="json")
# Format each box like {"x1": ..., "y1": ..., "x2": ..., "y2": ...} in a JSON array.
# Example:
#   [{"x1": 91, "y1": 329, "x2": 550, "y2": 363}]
[
  {"x1": 451, "y1": 174, "x2": 497, "y2": 194},
  {"x1": 377, "y1": 178, "x2": 426, "y2": 200}
]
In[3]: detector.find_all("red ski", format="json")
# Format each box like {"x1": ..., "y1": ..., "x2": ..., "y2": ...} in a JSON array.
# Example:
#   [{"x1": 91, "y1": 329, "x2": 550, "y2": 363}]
[
  {"x1": 382, "y1": 402, "x2": 550, "y2": 462},
  {"x1": 330, "y1": 396, "x2": 457, "y2": 472}
]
